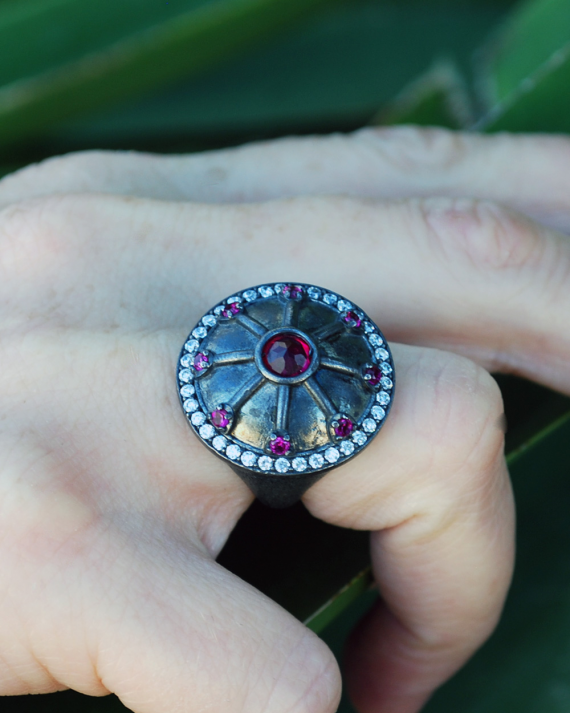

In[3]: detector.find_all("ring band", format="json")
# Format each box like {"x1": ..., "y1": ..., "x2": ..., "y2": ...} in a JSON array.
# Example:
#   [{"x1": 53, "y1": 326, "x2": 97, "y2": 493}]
[{"x1": 177, "y1": 283, "x2": 395, "y2": 508}]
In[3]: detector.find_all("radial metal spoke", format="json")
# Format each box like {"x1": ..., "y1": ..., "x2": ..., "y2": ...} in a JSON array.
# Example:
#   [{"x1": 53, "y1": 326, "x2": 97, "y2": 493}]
[
  {"x1": 311, "y1": 321, "x2": 343, "y2": 342},
  {"x1": 234, "y1": 313, "x2": 267, "y2": 337},
  {"x1": 212, "y1": 350, "x2": 255, "y2": 366},
  {"x1": 304, "y1": 376, "x2": 336, "y2": 417},
  {"x1": 320, "y1": 357, "x2": 361, "y2": 378},
  {"x1": 275, "y1": 384, "x2": 291, "y2": 433},
  {"x1": 227, "y1": 373, "x2": 266, "y2": 413},
  {"x1": 281, "y1": 299, "x2": 298, "y2": 328}
]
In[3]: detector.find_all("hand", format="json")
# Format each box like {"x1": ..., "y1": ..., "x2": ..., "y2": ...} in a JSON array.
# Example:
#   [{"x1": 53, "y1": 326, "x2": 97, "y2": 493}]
[{"x1": 0, "y1": 127, "x2": 568, "y2": 712}]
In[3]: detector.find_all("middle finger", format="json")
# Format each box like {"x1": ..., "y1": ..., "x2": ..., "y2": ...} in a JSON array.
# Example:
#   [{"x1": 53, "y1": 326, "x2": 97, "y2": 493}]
[{"x1": 1, "y1": 193, "x2": 569, "y2": 394}]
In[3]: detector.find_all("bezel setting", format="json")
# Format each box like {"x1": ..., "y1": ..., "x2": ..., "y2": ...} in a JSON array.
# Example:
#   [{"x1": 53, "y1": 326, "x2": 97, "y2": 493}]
[{"x1": 177, "y1": 282, "x2": 395, "y2": 480}]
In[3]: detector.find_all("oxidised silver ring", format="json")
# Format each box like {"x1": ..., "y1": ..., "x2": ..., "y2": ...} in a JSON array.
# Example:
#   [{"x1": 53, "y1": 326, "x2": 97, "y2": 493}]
[{"x1": 177, "y1": 283, "x2": 395, "y2": 508}]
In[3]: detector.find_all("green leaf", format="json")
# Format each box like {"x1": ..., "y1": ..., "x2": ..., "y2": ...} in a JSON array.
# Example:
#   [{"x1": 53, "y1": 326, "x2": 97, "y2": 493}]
[
  {"x1": 374, "y1": 0, "x2": 570, "y2": 134},
  {"x1": 481, "y1": 0, "x2": 570, "y2": 101},
  {"x1": 305, "y1": 567, "x2": 374, "y2": 634},
  {"x1": 477, "y1": 44, "x2": 570, "y2": 132},
  {"x1": 371, "y1": 59, "x2": 473, "y2": 129},
  {"x1": 0, "y1": 0, "x2": 335, "y2": 152},
  {"x1": 475, "y1": 0, "x2": 570, "y2": 131},
  {"x1": 3, "y1": 0, "x2": 510, "y2": 160}
]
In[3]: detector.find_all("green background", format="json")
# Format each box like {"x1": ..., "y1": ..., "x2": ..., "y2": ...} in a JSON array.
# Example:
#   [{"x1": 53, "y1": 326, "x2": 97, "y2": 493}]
[{"x1": 2, "y1": 0, "x2": 570, "y2": 711}]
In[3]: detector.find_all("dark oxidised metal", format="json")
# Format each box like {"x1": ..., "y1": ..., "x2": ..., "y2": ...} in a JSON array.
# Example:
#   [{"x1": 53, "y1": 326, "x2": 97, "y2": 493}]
[{"x1": 177, "y1": 283, "x2": 395, "y2": 508}]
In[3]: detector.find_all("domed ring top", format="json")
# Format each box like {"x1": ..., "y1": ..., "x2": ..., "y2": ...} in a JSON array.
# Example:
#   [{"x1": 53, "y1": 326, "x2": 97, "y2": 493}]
[{"x1": 177, "y1": 283, "x2": 395, "y2": 506}]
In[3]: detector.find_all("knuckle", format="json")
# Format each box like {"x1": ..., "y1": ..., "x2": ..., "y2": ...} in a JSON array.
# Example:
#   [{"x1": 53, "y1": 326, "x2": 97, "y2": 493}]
[
  {"x1": 420, "y1": 196, "x2": 543, "y2": 273},
  {"x1": 354, "y1": 125, "x2": 469, "y2": 173}
]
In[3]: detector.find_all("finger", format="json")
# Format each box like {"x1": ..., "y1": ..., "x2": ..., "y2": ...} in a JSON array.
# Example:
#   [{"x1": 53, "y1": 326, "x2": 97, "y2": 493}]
[
  {"x1": 1, "y1": 128, "x2": 570, "y2": 231},
  {"x1": 0, "y1": 323, "x2": 339, "y2": 710},
  {"x1": 302, "y1": 343, "x2": 514, "y2": 712},
  {"x1": 0, "y1": 475, "x2": 340, "y2": 711},
  {"x1": 2, "y1": 193, "x2": 569, "y2": 396},
  {"x1": 0, "y1": 322, "x2": 258, "y2": 557}
]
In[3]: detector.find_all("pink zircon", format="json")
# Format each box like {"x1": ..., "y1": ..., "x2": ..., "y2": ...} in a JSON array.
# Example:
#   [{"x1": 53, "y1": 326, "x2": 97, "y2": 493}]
[
  {"x1": 193, "y1": 352, "x2": 209, "y2": 371},
  {"x1": 282, "y1": 284, "x2": 303, "y2": 299},
  {"x1": 343, "y1": 310, "x2": 362, "y2": 328},
  {"x1": 211, "y1": 409, "x2": 229, "y2": 428},
  {"x1": 364, "y1": 365, "x2": 383, "y2": 387},
  {"x1": 334, "y1": 418, "x2": 353, "y2": 438},
  {"x1": 270, "y1": 436, "x2": 291, "y2": 455},
  {"x1": 222, "y1": 302, "x2": 242, "y2": 319}
]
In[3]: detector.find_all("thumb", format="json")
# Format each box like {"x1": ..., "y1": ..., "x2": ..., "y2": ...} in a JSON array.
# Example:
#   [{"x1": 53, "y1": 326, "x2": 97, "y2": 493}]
[
  {"x1": 98, "y1": 546, "x2": 342, "y2": 712},
  {"x1": 2, "y1": 513, "x2": 341, "y2": 713}
]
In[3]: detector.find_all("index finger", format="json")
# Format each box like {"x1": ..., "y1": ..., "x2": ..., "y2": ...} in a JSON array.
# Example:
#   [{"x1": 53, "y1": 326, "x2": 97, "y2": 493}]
[{"x1": 2, "y1": 127, "x2": 570, "y2": 232}]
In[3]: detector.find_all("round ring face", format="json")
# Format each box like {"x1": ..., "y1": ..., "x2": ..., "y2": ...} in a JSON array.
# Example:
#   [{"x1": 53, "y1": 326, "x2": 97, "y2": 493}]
[{"x1": 177, "y1": 283, "x2": 395, "y2": 477}]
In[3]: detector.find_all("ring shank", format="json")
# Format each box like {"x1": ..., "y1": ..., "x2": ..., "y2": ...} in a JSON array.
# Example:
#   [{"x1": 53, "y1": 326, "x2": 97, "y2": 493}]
[{"x1": 229, "y1": 463, "x2": 330, "y2": 508}]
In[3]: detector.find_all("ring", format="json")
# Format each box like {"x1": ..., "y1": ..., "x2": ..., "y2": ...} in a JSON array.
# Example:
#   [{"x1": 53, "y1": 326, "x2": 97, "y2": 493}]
[{"x1": 177, "y1": 283, "x2": 395, "y2": 508}]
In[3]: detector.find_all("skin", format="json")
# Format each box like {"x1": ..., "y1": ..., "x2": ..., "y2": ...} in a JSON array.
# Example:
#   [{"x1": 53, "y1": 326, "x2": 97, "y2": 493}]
[{"x1": 0, "y1": 126, "x2": 569, "y2": 712}]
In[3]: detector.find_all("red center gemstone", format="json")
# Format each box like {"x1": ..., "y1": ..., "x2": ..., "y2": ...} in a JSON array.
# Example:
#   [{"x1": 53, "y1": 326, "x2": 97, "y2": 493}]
[{"x1": 262, "y1": 333, "x2": 311, "y2": 377}]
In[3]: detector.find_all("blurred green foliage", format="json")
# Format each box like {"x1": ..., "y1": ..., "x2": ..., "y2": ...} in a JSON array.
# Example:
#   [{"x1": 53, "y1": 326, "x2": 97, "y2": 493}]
[
  {"x1": 0, "y1": 0, "x2": 333, "y2": 147},
  {"x1": 2, "y1": 0, "x2": 570, "y2": 712}
]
